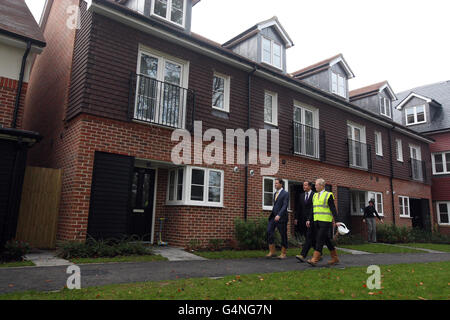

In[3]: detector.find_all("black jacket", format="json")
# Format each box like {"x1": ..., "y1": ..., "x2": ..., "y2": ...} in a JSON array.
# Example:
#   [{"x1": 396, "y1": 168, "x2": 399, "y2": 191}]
[
  {"x1": 363, "y1": 205, "x2": 382, "y2": 220},
  {"x1": 296, "y1": 191, "x2": 315, "y2": 222}
]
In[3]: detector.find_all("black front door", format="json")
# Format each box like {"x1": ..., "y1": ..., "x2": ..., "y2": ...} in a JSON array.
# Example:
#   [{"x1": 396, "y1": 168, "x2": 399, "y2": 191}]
[
  {"x1": 410, "y1": 199, "x2": 423, "y2": 230},
  {"x1": 130, "y1": 168, "x2": 155, "y2": 241}
]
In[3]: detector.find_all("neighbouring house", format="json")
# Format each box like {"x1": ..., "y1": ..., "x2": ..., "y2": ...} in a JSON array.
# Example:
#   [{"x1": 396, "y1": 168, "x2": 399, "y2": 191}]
[
  {"x1": 0, "y1": 0, "x2": 45, "y2": 246},
  {"x1": 392, "y1": 81, "x2": 450, "y2": 235},
  {"x1": 22, "y1": 0, "x2": 434, "y2": 247}
]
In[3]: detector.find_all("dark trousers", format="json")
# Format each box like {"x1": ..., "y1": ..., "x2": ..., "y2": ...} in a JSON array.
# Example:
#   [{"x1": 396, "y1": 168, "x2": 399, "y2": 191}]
[
  {"x1": 267, "y1": 218, "x2": 288, "y2": 248},
  {"x1": 314, "y1": 221, "x2": 335, "y2": 254},
  {"x1": 300, "y1": 224, "x2": 316, "y2": 257}
]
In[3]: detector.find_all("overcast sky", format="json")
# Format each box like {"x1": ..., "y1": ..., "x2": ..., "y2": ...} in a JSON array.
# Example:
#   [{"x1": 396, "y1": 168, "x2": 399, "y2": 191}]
[{"x1": 25, "y1": 0, "x2": 450, "y2": 93}]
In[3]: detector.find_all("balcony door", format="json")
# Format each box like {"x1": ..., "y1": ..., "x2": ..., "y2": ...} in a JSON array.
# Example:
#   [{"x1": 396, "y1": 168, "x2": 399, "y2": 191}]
[
  {"x1": 347, "y1": 123, "x2": 367, "y2": 168},
  {"x1": 136, "y1": 49, "x2": 186, "y2": 128},
  {"x1": 410, "y1": 145, "x2": 423, "y2": 181},
  {"x1": 293, "y1": 104, "x2": 318, "y2": 158}
]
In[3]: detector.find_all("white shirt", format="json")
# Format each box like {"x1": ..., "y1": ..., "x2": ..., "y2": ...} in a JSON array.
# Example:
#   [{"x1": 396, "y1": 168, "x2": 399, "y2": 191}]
[{"x1": 305, "y1": 190, "x2": 311, "y2": 201}]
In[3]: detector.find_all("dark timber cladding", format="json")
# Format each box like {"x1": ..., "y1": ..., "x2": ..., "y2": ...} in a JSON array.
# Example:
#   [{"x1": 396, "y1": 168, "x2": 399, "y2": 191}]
[
  {"x1": 0, "y1": 140, "x2": 28, "y2": 246},
  {"x1": 87, "y1": 152, "x2": 134, "y2": 239}
]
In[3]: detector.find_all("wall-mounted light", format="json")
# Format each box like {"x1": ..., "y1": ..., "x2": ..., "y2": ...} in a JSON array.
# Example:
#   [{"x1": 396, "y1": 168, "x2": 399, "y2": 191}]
[
  {"x1": 233, "y1": 166, "x2": 239, "y2": 173},
  {"x1": 249, "y1": 169, "x2": 255, "y2": 176}
]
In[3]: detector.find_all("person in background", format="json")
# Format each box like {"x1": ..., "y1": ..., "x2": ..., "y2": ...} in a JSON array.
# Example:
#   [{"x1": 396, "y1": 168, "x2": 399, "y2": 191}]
[{"x1": 363, "y1": 199, "x2": 384, "y2": 243}]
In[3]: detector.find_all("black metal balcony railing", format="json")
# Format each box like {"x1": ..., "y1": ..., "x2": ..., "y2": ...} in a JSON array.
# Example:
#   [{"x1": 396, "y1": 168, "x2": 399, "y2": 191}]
[
  {"x1": 128, "y1": 73, "x2": 195, "y2": 130},
  {"x1": 292, "y1": 122, "x2": 321, "y2": 159},
  {"x1": 347, "y1": 139, "x2": 372, "y2": 170},
  {"x1": 409, "y1": 158, "x2": 425, "y2": 182}
]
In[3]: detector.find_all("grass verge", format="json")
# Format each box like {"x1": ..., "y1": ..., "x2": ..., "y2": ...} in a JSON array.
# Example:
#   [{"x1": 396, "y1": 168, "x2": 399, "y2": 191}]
[
  {"x1": 191, "y1": 248, "x2": 347, "y2": 260},
  {"x1": 401, "y1": 243, "x2": 450, "y2": 252},
  {"x1": 70, "y1": 254, "x2": 167, "y2": 264},
  {"x1": 338, "y1": 243, "x2": 424, "y2": 254},
  {"x1": 1, "y1": 261, "x2": 448, "y2": 300},
  {"x1": 0, "y1": 261, "x2": 35, "y2": 268}
]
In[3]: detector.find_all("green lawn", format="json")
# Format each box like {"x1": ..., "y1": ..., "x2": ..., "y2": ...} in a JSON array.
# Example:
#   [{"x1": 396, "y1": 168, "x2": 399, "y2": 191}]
[
  {"x1": 192, "y1": 247, "x2": 348, "y2": 260},
  {"x1": 338, "y1": 244, "x2": 424, "y2": 254},
  {"x1": 1, "y1": 261, "x2": 448, "y2": 300},
  {"x1": 402, "y1": 243, "x2": 450, "y2": 252},
  {"x1": 70, "y1": 254, "x2": 167, "y2": 264},
  {"x1": 0, "y1": 261, "x2": 35, "y2": 268}
]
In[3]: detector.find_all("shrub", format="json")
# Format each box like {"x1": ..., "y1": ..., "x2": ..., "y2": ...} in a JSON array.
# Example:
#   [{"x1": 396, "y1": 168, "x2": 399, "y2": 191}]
[
  {"x1": 234, "y1": 216, "x2": 272, "y2": 250},
  {"x1": 0, "y1": 240, "x2": 31, "y2": 262},
  {"x1": 208, "y1": 239, "x2": 225, "y2": 251},
  {"x1": 56, "y1": 236, "x2": 151, "y2": 259},
  {"x1": 376, "y1": 224, "x2": 450, "y2": 244},
  {"x1": 186, "y1": 239, "x2": 202, "y2": 251}
]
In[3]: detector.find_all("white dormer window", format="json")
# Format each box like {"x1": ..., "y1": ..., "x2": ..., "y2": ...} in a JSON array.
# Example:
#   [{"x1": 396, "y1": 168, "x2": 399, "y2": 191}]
[
  {"x1": 151, "y1": 0, "x2": 186, "y2": 27},
  {"x1": 379, "y1": 96, "x2": 392, "y2": 118},
  {"x1": 262, "y1": 37, "x2": 282, "y2": 69},
  {"x1": 405, "y1": 105, "x2": 426, "y2": 125},
  {"x1": 331, "y1": 72, "x2": 346, "y2": 98}
]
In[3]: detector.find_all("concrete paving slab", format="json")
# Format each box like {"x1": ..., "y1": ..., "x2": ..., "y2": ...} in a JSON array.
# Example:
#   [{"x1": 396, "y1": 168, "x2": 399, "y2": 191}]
[
  {"x1": 151, "y1": 246, "x2": 208, "y2": 261},
  {"x1": 24, "y1": 250, "x2": 73, "y2": 267}
]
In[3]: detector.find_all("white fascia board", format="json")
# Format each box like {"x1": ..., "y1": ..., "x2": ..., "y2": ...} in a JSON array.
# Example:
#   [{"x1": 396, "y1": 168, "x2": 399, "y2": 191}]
[
  {"x1": 0, "y1": 34, "x2": 43, "y2": 54},
  {"x1": 380, "y1": 82, "x2": 398, "y2": 101},
  {"x1": 330, "y1": 56, "x2": 355, "y2": 79},
  {"x1": 396, "y1": 92, "x2": 432, "y2": 110},
  {"x1": 257, "y1": 19, "x2": 294, "y2": 48}
]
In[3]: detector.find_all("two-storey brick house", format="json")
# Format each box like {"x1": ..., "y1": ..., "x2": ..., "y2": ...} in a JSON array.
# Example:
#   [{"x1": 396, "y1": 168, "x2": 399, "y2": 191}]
[
  {"x1": 392, "y1": 81, "x2": 450, "y2": 235},
  {"x1": 23, "y1": 0, "x2": 434, "y2": 247},
  {"x1": 0, "y1": 0, "x2": 46, "y2": 246}
]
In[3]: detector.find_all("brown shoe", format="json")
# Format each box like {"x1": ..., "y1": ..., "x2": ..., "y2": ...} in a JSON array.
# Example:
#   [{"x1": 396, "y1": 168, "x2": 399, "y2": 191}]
[
  {"x1": 307, "y1": 251, "x2": 321, "y2": 267},
  {"x1": 327, "y1": 249, "x2": 340, "y2": 265},
  {"x1": 278, "y1": 247, "x2": 287, "y2": 259},
  {"x1": 295, "y1": 255, "x2": 306, "y2": 262},
  {"x1": 266, "y1": 244, "x2": 277, "y2": 258}
]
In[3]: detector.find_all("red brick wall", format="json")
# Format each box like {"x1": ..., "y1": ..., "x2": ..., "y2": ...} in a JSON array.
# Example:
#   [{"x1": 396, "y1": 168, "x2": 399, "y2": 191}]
[
  {"x1": 0, "y1": 77, "x2": 27, "y2": 129},
  {"x1": 51, "y1": 113, "x2": 432, "y2": 246},
  {"x1": 23, "y1": 0, "x2": 79, "y2": 167}
]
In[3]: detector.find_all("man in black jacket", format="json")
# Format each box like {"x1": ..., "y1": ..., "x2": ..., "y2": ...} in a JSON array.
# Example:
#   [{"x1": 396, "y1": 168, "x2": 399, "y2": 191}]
[
  {"x1": 295, "y1": 181, "x2": 316, "y2": 262},
  {"x1": 363, "y1": 199, "x2": 384, "y2": 243}
]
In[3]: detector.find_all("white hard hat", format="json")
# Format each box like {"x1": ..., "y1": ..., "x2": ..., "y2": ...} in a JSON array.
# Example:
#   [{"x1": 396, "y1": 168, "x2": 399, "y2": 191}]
[{"x1": 337, "y1": 223, "x2": 350, "y2": 235}]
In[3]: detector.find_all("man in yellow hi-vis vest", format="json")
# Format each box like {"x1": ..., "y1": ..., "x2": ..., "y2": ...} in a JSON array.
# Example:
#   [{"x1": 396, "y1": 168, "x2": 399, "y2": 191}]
[{"x1": 307, "y1": 178, "x2": 342, "y2": 266}]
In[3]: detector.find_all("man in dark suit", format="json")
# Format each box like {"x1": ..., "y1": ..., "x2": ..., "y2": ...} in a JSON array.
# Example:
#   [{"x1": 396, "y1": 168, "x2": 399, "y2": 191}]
[
  {"x1": 295, "y1": 181, "x2": 316, "y2": 262},
  {"x1": 266, "y1": 178, "x2": 289, "y2": 259}
]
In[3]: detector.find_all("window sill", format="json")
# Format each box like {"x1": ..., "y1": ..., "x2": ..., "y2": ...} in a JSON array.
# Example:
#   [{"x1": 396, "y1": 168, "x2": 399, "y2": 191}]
[
  {"x1": 150, "y1": 13, "x2": 186, "y2": 30},
  {"x1": 438, "y1": 224, "x2": 450, "y2": 227},
  {"x1": 260, "y1": 61, "x2": 283, "y2": 72},
  {"x1": 399, "y1": 215, "x2": 412, "y2": 219},
  {"x1": 406, "y1": 122, "x2": 427, "y2": 127},
  {"x1": 166, "y1": 202, "x2": 224, "y2": 208},
  {"x1": 212, "y1": 106, "x2": 230, "y2": 114},
  {"x1": 293, "y1": 152, "x2": 320, "y2": 162},
  {"x1": 264, "y1": 122, "x2": 278, "y2": 128}
]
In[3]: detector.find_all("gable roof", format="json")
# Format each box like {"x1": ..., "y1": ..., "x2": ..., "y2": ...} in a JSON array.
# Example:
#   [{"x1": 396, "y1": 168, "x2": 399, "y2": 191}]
[
  {"x1": 291, "y1": 53, "x2": 355, "y2": 79},
  {"x1": 395, "y1": 92, "x2": 440, "y2": 110},
  {"x1": 222, "y1": 16, "x2": 294, "y2": 49},
  {"x1": 350, "y1": 81, "x2": 397, "y2": 101},
  {"x1": 0, "y1": 0, "x2": 46, "y2": 47}
]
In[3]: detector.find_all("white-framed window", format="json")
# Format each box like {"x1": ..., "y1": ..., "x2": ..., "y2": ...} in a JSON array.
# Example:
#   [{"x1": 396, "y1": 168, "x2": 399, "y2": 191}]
[
  {"x1": 262, "y1": 177, "x2": 289, "y2": 211},
  {"x1": 368, "y1": 191, "x2": 384, "y2": 216},
  {"x1": 410, "y1": 144, "x2": 423, "y2": 181},
  {"x1": 347, "y1": 121, "x2": 368, "y2": 169},
  {"x1": 261, "y1": 36, "x2": 282, "y2": 69},
  {"x1": 135, "y1": 46, "x2": 189, "y2": 128},
  {"x1": 405, "y1": 105, "x2": 426, "y2": 125},
  {"x1": 151, "y1": 0, "x2": 187, "y2": 28},
  {"x1": 167, "y1": 166, "x2": 224, "y2": 207},
  {"x1": 396, "y1": 139, "x2": 403, "y2": 162},
  {"x1": 167, "y1": 167, "x2": 185, "y2": 203},
  {"x1": 293, "y1": 102, "x2": 320, "y2": 158},
  {"x1": 379, "y1": 96, "x2": 392, "y2": 118},
  {"x1": 126, "y1": 0, "x2": 145, "y2": 14},
  {"x1": 399, "y1": 196, "x2": 410, "y2": 217},
  {"x1": 331, "y1": 72, "x2": 346, "y2": 98},
  {"x1": 432, "y1": 152, "x2": 450, "y2": 175},
  {"x1": 436, "y1": 202, "x2": 450, "y2": 225},
  {"x1": 351, "y1": 190, "x2": 367, "y2": 216},
  {"x1": 375, "y1": 131, "x2": 383, "y2": 156},
  {"x1": 264, "y1": 91, "x2": 278, "y2": 126},
  {"x1": 212, "y1": 72, "x2": 230, "y2": 112}
]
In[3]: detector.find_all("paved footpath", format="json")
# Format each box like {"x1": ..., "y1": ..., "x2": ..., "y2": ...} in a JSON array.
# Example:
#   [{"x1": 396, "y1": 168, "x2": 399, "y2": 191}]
[{"x1": 1, "y1": 252, "x2": 449, "y2": 294}]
